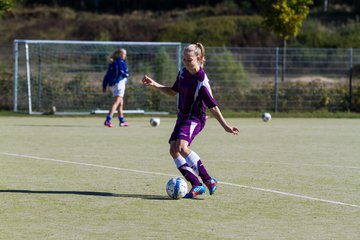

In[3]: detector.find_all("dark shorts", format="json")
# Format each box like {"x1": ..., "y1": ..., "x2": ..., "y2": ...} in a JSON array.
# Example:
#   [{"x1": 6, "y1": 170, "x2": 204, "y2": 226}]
[{"x1": 168, "y1": 115, "x2": 206, "y2": 146}]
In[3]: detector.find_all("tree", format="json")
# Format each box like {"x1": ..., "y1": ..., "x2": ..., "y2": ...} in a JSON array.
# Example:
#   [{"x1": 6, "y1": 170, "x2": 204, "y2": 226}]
[
  {"x1": 0, "y1": 0, "x2": 16, "y2": 17},
  {"x1": 207, "y1": 48, "x2": 248, "y2": 88},
  {"x1": 257, "y1": 0, "x2": 313, "y2": 81}
]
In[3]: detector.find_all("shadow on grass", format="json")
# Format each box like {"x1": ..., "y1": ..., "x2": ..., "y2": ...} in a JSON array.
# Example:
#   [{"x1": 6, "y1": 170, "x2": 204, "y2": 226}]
[{"x1": 0, "y1": 189, "x2": 171, "y2": 200}]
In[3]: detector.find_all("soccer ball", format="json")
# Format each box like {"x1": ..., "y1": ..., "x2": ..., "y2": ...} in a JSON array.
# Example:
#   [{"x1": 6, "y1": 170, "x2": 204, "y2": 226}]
[
  {"x1": 165, "y1": 177, "x2": 188, "y2": 199},
  {"x1": 50, "y1": 106, "x2": 56, "y2": 114},
  {"x1": 150, "y1": 117, "x2": 160, "y2": 127},
  {"x1": 262, "y1": 112, "x2": 271, "y2": 122}
]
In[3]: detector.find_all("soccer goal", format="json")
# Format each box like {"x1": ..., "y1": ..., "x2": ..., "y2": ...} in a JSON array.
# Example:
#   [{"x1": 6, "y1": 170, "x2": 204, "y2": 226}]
[{"x1": 13, "y1": 40, "x2": 182, "y2": 114}]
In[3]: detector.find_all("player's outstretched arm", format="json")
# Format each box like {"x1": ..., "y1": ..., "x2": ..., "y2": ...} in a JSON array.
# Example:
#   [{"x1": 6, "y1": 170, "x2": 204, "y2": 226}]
[
  {"x1": 142, "y1": 75, "x2": 177, "y2": 96},
  {"x1": 209, "y1": 106, "x2": 239, "y2": 135}
]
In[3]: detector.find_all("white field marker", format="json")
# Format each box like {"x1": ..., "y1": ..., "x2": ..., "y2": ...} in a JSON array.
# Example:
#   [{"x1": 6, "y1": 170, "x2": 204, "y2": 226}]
[
  {"x1": 1, "y1": 151, "x2": 359, "y2": 209},
  {"x1": 213, "y1": 159, "x2": 360, "y2": 170}
]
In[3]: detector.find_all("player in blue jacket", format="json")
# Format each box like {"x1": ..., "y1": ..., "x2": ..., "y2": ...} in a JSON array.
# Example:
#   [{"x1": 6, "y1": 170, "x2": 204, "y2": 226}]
[
  {"x1": 103, "y1": 48, "x2": 129, "y2": 127},
  {"x1": 142, "y1": 43, "x2": 239, "y2": 198}
]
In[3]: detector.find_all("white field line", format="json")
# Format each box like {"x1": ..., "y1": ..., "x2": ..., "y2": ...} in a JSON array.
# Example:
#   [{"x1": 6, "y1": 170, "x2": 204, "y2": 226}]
[
  {"x1": 1, "y1": 151, "x2": 360, "y2": 209},
  {"x1": 0, "y1": 152, "x2": 174, "y2": 177},
  {"x1": 212, "y1": 160, "x2": 360, "y2": 170},
  {"x1": 220, "y1": 181, "x2": 360, "y2": 209}
]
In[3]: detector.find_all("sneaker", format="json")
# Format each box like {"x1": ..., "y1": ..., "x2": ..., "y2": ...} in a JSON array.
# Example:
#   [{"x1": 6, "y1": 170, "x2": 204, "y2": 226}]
[
  {"x1": 184, "y1": 185, "x2": 206, "y2": 198},
  {"x1": 104, "y1": 121, "x2": 113, "y2": 128},
  {"x1": 120, "y1": 122, "x2": 129, "y2": 127},
  {"x1": 205, "y1": 178, "x2": 217, "y2": 195}
]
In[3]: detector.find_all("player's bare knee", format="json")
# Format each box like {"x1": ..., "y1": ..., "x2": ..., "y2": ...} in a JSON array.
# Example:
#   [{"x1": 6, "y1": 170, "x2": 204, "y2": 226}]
[
  {"x1": 169, "y1": 143, "x2": 178, "y2": 157},
  {"x1": 176, "y1": 143, "x2": 188, "y2": 156}
]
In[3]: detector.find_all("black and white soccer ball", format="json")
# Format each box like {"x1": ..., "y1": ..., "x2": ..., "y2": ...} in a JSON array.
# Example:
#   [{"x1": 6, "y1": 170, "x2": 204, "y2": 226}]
[
  {"x1": 165, "y1": 177, "x2": 188, "y2": 199},
  {"x1": 262, "y1": 112, "x2": 271, "y2": 122},
  {"x1": 149, "y1": 117, "x2": 160, "y2": 127}
]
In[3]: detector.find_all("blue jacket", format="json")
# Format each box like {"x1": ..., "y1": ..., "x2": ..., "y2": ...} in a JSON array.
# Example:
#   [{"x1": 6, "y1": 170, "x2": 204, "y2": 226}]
[{"x1": 102, "y1": 57, "x2": 129, "y2": 89}]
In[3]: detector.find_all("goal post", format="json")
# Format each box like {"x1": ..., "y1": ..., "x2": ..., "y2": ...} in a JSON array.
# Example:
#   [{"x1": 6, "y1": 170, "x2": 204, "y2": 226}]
[{"x1": 13, "y1": 40, "x2": 183, "y2": 114}]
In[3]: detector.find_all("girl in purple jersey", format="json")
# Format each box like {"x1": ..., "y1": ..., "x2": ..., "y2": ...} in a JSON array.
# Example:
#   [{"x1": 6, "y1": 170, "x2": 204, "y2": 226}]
[{"x1": 142, "y1": 43, "x2": 239, "y2": 198}]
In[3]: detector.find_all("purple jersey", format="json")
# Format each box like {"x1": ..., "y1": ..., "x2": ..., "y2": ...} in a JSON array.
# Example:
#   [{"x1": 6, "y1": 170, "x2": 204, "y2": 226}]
[
  {"x1": 171, "y1": 68, "x2": 217, "y2": 119},
  {"x1": 169, "y1": 68, "x2": 217, "y2": 145}
]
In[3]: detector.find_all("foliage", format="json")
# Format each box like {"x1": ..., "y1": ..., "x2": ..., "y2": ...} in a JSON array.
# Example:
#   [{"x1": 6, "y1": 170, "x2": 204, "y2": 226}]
[
  {"x1": 294, "y1": 20, "x2": 340, "y2": 48},
  {"x1": 0, "y1": 62, "x2": 12, "y2": 110},
  {"x1": 4, "y1": 5, "x2": 360, "y2": 49},
  {"x1": 206, "y1": 47, "x2": 249, "y2": 88},
  {"x1": 14, "y1": 0, "x2": 360, "y2": 15},
  {"x1": 160, "y1": 15, "x2": 275, "y2": 47},
  {"x1": 153, "y1": 48, "x2": 177, "y2": 83},
  {"x1": 213, "y1": 81, "x2": 360, "y2": 112},
  {"x1": 145, "y1": 48, "x2": 177, "y2": 111},
  {"x1": 292, "y1": 19, "x2": 360, "y2": 48},
  {"x1": 95, "y1": 31, "x2": 111, "y2": 41},
  {"x1": 256, "y1": 0, "x2": 313, "y2": 82},
  {"x1": 9, "y1": 68, "x2": 360, "y2": 113},
  {"x1": 20, "y1": 0, "x2": 228, "y2": 13},
  {"x1": 257, "y1": 0, "x2": 313, "y2": 40},
  {"x1": 0, "y1": 0, "x2": 15, "y2": 16},
  {"x1": 160, "y1": 16, "x2": 235, "y2": 46},
  {"x1": 3, "y1": 4, "x2": 360, "y2": 114}
]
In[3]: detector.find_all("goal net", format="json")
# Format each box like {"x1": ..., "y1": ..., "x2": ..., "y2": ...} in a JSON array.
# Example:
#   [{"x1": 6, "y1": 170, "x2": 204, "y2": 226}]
[{"x1": 13, "y1": 40, "x2": 182, "y2": 114}]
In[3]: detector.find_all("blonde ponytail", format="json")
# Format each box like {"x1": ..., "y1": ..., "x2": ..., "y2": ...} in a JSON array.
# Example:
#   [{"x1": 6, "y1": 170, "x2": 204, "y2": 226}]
[
  {"x1": 109, "y1": 48, "x2": 126, "y2": 62},
  {"x1": 196, "y1": 42, "x2": 205, "y2": 67}
]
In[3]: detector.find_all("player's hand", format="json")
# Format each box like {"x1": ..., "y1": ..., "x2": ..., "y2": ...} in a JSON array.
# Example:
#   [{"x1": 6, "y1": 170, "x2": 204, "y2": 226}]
[
  {"x1": 142, "y1": 75, "x2": 155, "y2": 86},
  {"x1": 231, "y1": 127, "x2": 239, "y2": 135},
  {"x1": 225, "y1": 126, "x2": 239, "y2": 135}
]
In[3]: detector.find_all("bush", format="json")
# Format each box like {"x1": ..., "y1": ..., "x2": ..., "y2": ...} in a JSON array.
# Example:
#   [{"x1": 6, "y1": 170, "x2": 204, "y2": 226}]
[
  {"x1": 211, "y1": 81, "x2": 360, "y2": 112},
  {"x1": 295, "y1": 20, "x2": 341, "y2": 48},
  {"x1": 276, "y1": 81, "x2": 352, "y2": 112},
  {"x1": 351, "y1": 82, "x2": 360, "y2": 112},
  {"x1": 0, "y1": 64, "x2": 13, "y2": 110},
  {"x1": 159, "y1": 15, "x2": 277, "y2": 47},
  {"x1": 9, "y1": 70, "x2": 360, "y2": 113},
  {"x1": 206, "y1": 47, "x2": 249, "y2": 88}
]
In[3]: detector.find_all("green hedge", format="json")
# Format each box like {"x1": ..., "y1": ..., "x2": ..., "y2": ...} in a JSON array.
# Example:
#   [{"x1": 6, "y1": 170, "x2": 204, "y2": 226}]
[
  {"x1": 213, "y1": 81, "x2": 360, "y2": 112},
  {"x1": 8, "y1": 75, "x2": 360, "y2": 113}
]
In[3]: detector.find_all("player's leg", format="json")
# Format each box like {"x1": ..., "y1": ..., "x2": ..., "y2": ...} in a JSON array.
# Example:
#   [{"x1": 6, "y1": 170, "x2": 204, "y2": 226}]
[
  {"x1": 183, "y1": 149, "x2": 218, "y2": 195},
  {"x1": 170, "y1": 141, "x2": 205, "y2": 198},
  {"x1": 116, "y1": 97, "x2": 128, "y2": 127},
  {"x1": 104, "y1": 96, "x2": 121, "y2": 127},
  {"x1": 116, "y1": 97, "x2": 123, "y2": 118},
  {"x1": 117, "y1": 81, "x2": 128, "y2": 127},
  {"x1": 170, "y1": 141, "x2": 201, "y2": 188},
  {"x1": 175, "y1": 139, "x2": 206, "y2": 198},
  {"x1": 176, "y1": 120, "x2": 218, "y2": 195}
]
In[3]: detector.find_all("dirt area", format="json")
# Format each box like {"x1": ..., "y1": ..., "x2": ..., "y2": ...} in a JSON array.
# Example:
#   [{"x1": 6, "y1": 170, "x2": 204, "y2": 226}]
[{"x1": 287, "y1": 76, "x2": 347, "y2": 84}]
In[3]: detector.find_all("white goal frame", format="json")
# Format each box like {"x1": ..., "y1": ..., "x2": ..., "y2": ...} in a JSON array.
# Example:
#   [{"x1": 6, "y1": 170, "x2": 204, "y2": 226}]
[{"x1": 13, "y1": 40, "x2": 182, "y2": 114}]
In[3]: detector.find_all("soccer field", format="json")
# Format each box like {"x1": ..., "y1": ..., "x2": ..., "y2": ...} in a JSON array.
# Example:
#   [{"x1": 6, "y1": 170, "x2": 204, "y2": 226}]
[{"x1": 0, "y1": 116, "x2": 359, "y2": 239}]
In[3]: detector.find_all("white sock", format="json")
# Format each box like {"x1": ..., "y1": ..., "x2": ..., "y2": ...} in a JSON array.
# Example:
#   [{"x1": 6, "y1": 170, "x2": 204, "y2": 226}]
[
  {"x1": 174, "y1": 156, "x2": 187, "y2": 168},
  {"x1": 185, "y1": 151, "x2": 200, "y2": 175}
]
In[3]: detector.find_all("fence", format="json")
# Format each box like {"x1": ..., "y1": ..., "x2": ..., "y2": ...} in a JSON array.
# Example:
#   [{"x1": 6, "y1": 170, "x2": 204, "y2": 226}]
[
  {"x1": 206, "y1": 47, "x2": 359, "y2": 112},
  {"x1": 13, "y1": 40, "x2": 360, "y2": 114}
]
